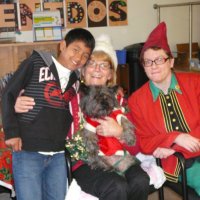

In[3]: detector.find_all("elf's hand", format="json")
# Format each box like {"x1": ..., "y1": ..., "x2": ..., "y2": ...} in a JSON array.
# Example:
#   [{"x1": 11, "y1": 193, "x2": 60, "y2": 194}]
[{"x1": 153, "y1": 147, "x2": 175, "y2": 159}]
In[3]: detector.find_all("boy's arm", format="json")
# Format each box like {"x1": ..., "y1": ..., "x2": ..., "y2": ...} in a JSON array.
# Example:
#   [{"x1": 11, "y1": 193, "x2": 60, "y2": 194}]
[{"x1": 2, "y1": 58, "x2": 33, "y2": 140}]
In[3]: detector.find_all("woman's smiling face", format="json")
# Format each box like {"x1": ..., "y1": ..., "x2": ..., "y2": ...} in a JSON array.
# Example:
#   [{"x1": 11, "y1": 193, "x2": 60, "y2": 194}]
[{"x1": 82, "y1": 53, "x2": 113, "y2": 86}]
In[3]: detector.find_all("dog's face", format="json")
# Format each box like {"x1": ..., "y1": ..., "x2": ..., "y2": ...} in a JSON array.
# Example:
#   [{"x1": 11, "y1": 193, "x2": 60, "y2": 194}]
[{"x1": 80, "y1": 84, "x2": 119, "y2": 118}]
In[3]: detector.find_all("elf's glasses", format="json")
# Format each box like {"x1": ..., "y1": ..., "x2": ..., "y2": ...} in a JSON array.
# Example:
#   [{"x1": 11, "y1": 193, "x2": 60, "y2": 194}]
[{"x1": 143, "y1": 57, "x2": 169, "y2": 67}]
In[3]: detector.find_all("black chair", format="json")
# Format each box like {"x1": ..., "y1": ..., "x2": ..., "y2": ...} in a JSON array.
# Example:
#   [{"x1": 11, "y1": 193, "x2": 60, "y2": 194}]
[
  {"x1": 156, "y1": 152, "x2": 200, "y2": 200},
  {"x1": 65, "y1": 149, "x2": 73, "y2": 186}
]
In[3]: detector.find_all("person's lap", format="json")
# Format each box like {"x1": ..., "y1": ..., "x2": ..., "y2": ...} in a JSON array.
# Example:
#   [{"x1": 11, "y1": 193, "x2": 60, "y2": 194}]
[
  {"x1": 73, "y1": 163, "x2": 150, "y2": 200},
  {"x1": 125, "y1": 164, "x2": 150, "y2": 200}
]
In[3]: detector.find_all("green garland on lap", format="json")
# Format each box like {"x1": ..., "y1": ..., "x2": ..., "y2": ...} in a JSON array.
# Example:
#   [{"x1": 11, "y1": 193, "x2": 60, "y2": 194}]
[{"x1": 65, "y1": 124, "x2": 89, "y2": 162}]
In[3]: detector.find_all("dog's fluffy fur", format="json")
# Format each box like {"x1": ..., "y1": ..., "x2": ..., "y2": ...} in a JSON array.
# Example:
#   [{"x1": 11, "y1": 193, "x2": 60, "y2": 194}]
[{"x1": 79, "y1": 84, "x2": 136, "y2": 174}]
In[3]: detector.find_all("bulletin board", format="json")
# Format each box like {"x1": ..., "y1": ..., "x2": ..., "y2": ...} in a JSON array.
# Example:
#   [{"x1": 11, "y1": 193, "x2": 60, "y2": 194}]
[{"x1": 32, "y1": 10, "x2": 62, "y2": 41}]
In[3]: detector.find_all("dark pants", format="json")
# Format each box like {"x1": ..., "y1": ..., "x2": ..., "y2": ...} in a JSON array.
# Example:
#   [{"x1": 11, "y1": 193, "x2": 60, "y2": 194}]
[{"x1": 73, "y1": 164, "x2": 150, "y2": 200}]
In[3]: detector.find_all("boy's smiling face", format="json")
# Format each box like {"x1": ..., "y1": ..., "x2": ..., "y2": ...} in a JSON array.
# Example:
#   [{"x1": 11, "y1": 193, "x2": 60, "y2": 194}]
[{"x1": 58, "y1": 40, "x2": 92, "y2": 71}]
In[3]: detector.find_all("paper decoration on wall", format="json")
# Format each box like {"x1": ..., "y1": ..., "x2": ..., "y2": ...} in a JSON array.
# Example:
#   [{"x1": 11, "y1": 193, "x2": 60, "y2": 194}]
[
  {"x1": 108, "y1": 0, "x2": 127, "y2": 26},
  {"x1": 43, "y1": 1, "x2": 64, "y2": 26},
  {"x1": 87, "y1": 0, "x2": 107, "y2": 27},
  {"x1": 66, "y1": 0, "x2": 86, "y2": 28},
  {"x1": 43, "y1": 0, "x2": 62, "y2": 2},
  {"x1": 0, "y1": 0, "x2": 128, "y2": 33},
  {"x1": 0, "y1": 3, "x2": 17, "y2": 32},
  {"x1": 43, "y1": 2, "x2": 63, "y2": 13},
  {"x1": 19, "y1": 0, "x2": 40, "y2": 31},
  {"x1": 33, "y1": 10, "x2": 62, "y2": 41}
]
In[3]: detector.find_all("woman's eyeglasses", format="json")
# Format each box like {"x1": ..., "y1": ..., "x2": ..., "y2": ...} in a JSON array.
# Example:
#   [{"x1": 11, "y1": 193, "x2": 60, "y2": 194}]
[
  {"x1": 143, "y1": 57, "x2": 169, "y2": 67},
  {"x1": 86, "y1": 60, "x2": 111, "y2": 70}
]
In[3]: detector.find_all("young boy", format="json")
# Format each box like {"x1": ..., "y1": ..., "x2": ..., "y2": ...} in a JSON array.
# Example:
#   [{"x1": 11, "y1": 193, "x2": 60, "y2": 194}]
[{"x1": 1, "y1": 28, "x2": 95, "y2": 200}]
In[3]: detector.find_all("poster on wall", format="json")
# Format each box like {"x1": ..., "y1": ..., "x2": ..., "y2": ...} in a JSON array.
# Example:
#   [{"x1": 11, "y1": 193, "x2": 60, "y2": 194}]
[
  {"x1": 0, "y1": 3, "x2": 17, "y2": 32},
  {"x1": 33, "y1": 10, "x2": 62, "y2": 41},
  {"x1": 87, "y1": 0, "x2": 107, "y2": 28},
  {"x1": 19, "y1": 0, "x2": 41, "y2": 31},
  {"x1": 66, "y1": 0, "x2": 86, "y2": 28},
  {"x1": 43, "y1": 1, "x2": 64, "y2": 26},
  {"x1": 108, "y1": 0, "x2": 127, "y2": 26}
]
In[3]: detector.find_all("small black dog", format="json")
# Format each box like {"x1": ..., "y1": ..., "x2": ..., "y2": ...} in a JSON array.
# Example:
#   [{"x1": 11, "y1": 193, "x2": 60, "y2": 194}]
[{"x1": 79, "y1": 83, "x2": 136, "y2": 174}]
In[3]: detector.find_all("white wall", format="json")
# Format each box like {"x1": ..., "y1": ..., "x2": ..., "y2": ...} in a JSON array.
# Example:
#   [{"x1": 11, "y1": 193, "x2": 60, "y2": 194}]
[{"x1": 14, "y1": 0, "x2": 200, "y2": 52}]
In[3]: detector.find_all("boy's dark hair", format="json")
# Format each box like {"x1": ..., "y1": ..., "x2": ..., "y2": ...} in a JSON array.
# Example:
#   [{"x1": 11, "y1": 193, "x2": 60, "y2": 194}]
[{"x1": 64, "y1": 28, "x2": 95, "y2": 51}]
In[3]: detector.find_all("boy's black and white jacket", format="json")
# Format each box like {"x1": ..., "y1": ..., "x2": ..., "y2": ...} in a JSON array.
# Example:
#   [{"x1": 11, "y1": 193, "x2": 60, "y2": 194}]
[{"x1": 2, "y1": 50, "x2": 80, "y2": 152}]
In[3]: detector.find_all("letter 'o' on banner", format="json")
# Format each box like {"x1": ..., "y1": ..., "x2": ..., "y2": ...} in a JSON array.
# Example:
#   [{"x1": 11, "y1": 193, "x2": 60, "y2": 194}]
[{"x1": 87, "y1": 0, "x2": 107, "y2": 27}]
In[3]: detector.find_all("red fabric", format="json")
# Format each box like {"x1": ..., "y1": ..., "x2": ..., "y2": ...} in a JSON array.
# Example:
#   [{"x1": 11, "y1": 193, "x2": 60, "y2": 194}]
[
  {"x1": 141, "y1": 22, "x2": 172, "y2": 57},
  {"x1": 97, "y1": 135, "x2": 123, "y2": 156},
  {"x1": 123, "y1": 136, "x2": 141, "y2": 155},
  {"x1": 123, "y1": 112, "x2": 141, "y2": 155},
  {"x1": 0, "y1": 130, "x2": 13, "y2": 189},
  {"x1": 85, "y1": 116, "x2": 100, "y2": 127},
  {"x1": 161, "y1": 155, "x2": 179, "y2": 180},
  {"x1": 72, "y1": 160, "x2": 84, "y2": 172},
  {"x1": 85, "y1": 109, "x2": 124, "y2": 156},
  {"x1": 128, "y1": 72, "x2": 200, "y2": 180}
]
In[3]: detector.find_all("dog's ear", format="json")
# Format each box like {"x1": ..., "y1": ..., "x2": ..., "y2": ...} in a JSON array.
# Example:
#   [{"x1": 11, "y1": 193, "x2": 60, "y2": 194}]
[{"x1": 79, "y1": 83, "x2": 90, "y2": 95}]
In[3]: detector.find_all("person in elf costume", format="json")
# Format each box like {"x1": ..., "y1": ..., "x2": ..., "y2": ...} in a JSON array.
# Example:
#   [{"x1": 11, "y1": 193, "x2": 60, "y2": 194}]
[{"x1": 128, "y1": 22, "x2": 200, "y2": 196}]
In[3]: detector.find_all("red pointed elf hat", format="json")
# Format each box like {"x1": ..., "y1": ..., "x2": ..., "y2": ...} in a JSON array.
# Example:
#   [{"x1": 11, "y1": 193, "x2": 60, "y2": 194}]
[{"x1": 141, "y1": 22, "x2": 172, "y2": 57}]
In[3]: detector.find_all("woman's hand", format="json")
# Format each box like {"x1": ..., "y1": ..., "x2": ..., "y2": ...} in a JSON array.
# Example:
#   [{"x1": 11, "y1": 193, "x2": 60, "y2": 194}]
[
  {"x1": 153, "y1": 147, "x2": 175, "y2": 159},
  {"x1": 174, "y1": 133, "x2": 200, "y2": 152},
  {"x1": 96, "y1": 117, "x2": 123, "y2": 138},
  {"x1": 117, "y1": 86, "x2": 124, "y2": 97},
  {"x1": 15, "y1": 90, "x2": 35, "y2": 113}
]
